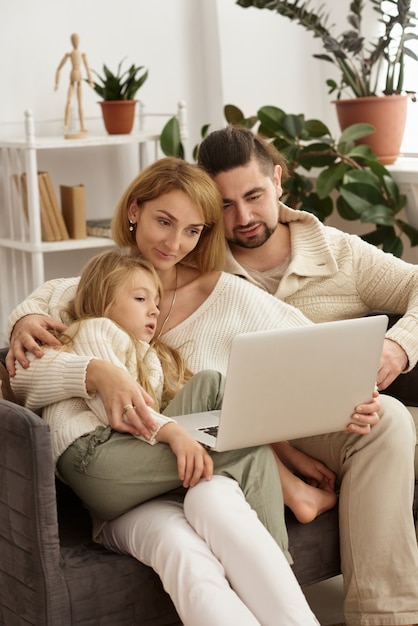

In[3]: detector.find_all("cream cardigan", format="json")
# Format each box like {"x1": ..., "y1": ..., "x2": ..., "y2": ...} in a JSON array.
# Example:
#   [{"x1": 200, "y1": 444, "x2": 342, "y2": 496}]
[{"x1": 10, "y1": 272, "x2": 311, "y2": 408}]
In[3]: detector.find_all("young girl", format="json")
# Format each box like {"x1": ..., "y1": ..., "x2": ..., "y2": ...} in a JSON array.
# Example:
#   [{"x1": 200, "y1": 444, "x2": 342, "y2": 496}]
[
  {"x1": 34, "y1": 247, "x2": 320, "y2": 625},
  {"x1": 44, "y1": 249, "x2": 221, "y2": 494}
]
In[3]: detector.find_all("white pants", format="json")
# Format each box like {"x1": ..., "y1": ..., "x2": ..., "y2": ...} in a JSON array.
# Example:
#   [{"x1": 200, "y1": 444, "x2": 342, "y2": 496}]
[{"x1": 99, "y1": 475, "x2": 319, "y2": 626}]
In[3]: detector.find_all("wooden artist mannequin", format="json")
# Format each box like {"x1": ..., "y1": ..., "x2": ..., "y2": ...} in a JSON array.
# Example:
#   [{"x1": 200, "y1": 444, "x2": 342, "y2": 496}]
[{"x1": 55, "y1": 33, "x2": 94, "y2": 137}]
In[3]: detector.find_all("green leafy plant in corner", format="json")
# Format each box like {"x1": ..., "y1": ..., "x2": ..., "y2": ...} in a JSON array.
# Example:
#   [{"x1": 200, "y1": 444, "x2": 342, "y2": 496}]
[
  {"x1": 88, "y1": 58, "x2": 148, "y2": 101},
  {"x1": 224, "y1": 103, "x2": 418, "y2": 257},
  {"x1": 235, "y1": 0, "x2": 418, "y2": 99}
]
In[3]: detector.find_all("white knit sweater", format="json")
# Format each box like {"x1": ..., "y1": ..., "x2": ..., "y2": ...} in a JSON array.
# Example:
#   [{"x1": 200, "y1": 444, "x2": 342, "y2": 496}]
[
  {"x1": 10, "y1": 273, "x2": 311, "y2": 410},
  {"x1": 224, "y1": 202, "x2": 418, "y2": 371}
]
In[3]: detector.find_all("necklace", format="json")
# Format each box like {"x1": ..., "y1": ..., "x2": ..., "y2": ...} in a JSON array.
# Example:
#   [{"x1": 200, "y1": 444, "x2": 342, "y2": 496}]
[{"x1": 155, "y1": 266, "x2": 178, "y2": 339}]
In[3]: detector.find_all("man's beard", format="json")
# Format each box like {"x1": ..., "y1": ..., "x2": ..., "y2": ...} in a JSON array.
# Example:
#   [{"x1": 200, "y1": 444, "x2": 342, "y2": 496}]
[{"x1": 228, "y1": 222, "x2": 276, "y2": 249}]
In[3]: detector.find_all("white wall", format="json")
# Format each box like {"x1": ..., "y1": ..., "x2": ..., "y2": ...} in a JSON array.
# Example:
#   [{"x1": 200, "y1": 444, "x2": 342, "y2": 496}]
[
  {"x1": 1, "y1": 0, "x2": 417, "y2": 274},
  {"x1": 0, "y1": 0, "x2": 326, "y2": 247},
  {"x1": 0, "y1": 0, "x2": 327, "y2": 148},
  {"x1": 2, "y1": 0, "x2": 416, "y2": 151}
]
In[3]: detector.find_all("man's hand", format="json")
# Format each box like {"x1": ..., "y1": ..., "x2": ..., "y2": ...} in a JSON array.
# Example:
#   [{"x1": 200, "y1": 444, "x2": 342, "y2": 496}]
[
  {"x1": 344, "y1": 390, "x2": 381, "y2": 435},
  {"x1": 7, "y1": 314, "x2": 68, "y2": 375},
  {"x1": 376, "y1": 338, "x2": 408, "y2": 390}
]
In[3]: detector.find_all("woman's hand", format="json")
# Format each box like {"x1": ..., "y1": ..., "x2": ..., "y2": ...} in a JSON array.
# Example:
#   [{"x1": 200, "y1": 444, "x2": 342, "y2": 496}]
[
  {"x1": 344, "y1": 389, "x2": 381, "y2": 435},
  {"x1": 156, "y1": 423, "x2": 213, "y2": 487},
  {"x1": 86, "y1": 360, "x2": 157, "y2": 440},
  {"x1": 7, "y1": 314, "x2": 68, "y2": 374}
]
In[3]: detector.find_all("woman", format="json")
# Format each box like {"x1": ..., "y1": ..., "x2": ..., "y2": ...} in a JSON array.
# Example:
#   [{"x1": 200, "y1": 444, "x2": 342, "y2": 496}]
[{"x1": 8, "y1": 159, "x2": 381, "y2": 625}]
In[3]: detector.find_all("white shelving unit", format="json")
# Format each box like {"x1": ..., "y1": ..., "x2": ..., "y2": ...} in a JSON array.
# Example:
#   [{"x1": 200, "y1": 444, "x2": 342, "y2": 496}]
[{"x1": 0, "y1": 103, "x2": 188, "y2": 345}]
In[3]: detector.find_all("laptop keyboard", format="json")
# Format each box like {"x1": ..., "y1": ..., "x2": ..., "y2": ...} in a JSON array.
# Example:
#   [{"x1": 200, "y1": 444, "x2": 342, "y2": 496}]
[{"x1": 198, "y1": 425, "x2": 219, "y2": 437}]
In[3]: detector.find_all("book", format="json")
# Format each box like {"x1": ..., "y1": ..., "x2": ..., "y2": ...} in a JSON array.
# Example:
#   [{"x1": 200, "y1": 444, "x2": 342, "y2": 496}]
[
  {"x1": 40, "y1": 171, "x2": 70, "y2": 240},
  {"x1": 12, "y1": 173, "x2": 28, "y2": 220},
  {"x1": 38, "y1": 173, "x2": 62, "y2": 240},
  {"x1": 86, "y1": 218, "x2": 112, "y2": 238},
  {"x1": 19, "y1": 172, "x2": 57, "y2": 241},
  {"x1": 60, "y1": 184, "x2": 87, "y2": 239}
]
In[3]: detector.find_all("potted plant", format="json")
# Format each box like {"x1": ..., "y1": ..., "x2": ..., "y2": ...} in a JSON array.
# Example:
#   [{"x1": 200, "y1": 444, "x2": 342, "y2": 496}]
[
  {"x1": 224, "y1": 103, "x2": 418, "y2": 257},
  {"x1": 88, "y1": 59, "x2": 148, "y2": 134},
  {"x1": 235, "y1": 0, "x2": 418, "y2": 164}
]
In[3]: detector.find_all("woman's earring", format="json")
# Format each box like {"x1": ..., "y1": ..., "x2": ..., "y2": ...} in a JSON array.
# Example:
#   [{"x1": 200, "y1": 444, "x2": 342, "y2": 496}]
[{"x1": 129, "y1": 220, "x2": 135, "y2": 232}]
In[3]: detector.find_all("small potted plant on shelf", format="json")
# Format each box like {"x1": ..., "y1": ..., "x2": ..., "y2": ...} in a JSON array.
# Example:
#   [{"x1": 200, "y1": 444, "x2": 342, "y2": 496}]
[
  {"x1": 235, "y1": 0, "x2": 418, "y2": 164},
  {"x1": 88, "y1": 58, "x2": 148, "y2": 134}
]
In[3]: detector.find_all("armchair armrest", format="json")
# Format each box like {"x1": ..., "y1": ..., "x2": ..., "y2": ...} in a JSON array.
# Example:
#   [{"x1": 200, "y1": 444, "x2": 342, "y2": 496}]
[{"x1": 0, "y1": 399, "x2": 70, "y2": 624}]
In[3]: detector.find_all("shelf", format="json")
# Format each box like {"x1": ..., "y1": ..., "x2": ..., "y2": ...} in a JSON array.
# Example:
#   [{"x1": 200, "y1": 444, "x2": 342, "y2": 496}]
[
  {"x1": 0, "y1": 130, "x2": 161, "y2": 151},
  {"x1": 387, "y1": 156, "x2": 418, "y2": 183},
  {"x1": 0, "y1": 236, "x2": 115, "y2": 253},
  {"x1": 0, "y1": 104, "x2": 188, "y2": 346}
]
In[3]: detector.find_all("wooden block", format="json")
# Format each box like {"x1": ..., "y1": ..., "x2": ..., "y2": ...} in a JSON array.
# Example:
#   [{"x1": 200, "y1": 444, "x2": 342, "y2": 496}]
[{"x1": 60, "y1": 184, "x2": 87, "y2": 239}]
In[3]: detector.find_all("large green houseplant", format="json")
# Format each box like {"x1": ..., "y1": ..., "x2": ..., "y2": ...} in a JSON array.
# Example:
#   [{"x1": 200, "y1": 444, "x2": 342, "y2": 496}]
[
  {"x1": 236, "y1": 0, "x2": 418, "y2": 98},
  {"x1": 235, "y1": 0, "x2": 418, "y2": 163},
  {"x1": 87, "y1": 59, "x2": 148, "y2": 134}
]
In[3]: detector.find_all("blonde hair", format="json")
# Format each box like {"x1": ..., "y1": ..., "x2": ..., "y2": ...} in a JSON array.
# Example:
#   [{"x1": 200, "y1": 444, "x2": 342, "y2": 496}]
[
  {"x1": 63, "y1": 249, "x2": 192, "y2": 410},
  {"x1": 111, "y1": 157, "x2": 225, "y2": 272}
]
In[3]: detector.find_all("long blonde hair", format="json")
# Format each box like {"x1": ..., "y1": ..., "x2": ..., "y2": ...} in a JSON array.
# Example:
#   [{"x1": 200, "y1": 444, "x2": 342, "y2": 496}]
[
  {"x1": 111, "y1": 157, "x2": 226, "y2": 272},
  {"x1": 63, "y1": 249, "x2": 192, "y2": 410}
]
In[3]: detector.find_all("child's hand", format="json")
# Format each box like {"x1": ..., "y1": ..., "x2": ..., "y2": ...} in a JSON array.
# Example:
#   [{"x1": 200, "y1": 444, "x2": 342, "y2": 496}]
[{"x1": 157, "y1": 423, "x2": 213, "y2": 487}]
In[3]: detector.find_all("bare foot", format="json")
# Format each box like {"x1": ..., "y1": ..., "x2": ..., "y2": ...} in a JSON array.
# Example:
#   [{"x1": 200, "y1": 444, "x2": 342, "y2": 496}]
[
  {"x1": 284, "y1": 474, "x2": 337, "y2": 524},
  {"x1": 274, "y1": 455, "x2": 337, "y2": 523}
]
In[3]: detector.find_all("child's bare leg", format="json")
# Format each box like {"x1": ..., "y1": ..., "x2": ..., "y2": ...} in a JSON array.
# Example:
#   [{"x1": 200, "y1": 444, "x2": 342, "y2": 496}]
[{"x1": 274, "y1": 455, "x2": 337, "y2": 524}]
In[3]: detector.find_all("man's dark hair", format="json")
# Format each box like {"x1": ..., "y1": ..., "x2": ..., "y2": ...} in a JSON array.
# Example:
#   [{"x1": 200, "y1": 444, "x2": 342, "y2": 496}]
[{"x1": 197, "y1": 125, "x2": 289, "y2": 182}]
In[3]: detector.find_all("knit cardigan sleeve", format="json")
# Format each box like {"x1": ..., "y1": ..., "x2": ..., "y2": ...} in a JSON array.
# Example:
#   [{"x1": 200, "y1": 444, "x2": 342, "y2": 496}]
[
  {"x1": 345, "y1": 234, "x2": 418, "y2": 371},
  {"x1": 8, "y1": 276, "x2": 79, "y2": 336},
  {"x1": 70, "y1": 319, "x2": 172, "y2": 444},
  {"x1": 9, "y1": 277, "x2": 90, "y2": 409}
]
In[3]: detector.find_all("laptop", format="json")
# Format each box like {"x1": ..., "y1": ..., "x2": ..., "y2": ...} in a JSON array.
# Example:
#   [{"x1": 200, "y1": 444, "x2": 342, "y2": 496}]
[{"x1": 174, "y1": 315, "x2": 388, "y2": 452}]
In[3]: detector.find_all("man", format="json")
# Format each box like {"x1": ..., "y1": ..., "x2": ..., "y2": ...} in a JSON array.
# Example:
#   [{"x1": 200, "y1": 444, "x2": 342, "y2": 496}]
[{"x1": 198, "y1": 125, "x2": 418, "y2": 626}]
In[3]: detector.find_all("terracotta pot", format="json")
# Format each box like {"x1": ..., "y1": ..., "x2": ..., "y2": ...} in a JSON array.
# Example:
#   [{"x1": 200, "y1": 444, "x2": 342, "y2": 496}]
[
  {"x1": 333, "y1": 95, "x2": 408, "y2": 165},
  {"x1": 99, "y1": 100, "x2": 138, "y2": 134}
]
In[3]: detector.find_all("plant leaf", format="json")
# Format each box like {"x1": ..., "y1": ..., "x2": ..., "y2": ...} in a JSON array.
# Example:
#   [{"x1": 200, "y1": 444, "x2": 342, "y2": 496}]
[
  {"x1": 361, "y1": 227, "x2": 403, "y2": 256},
  {"x1": 304, "y1": 119, "x2": 331, "y2": 137},
  {"x1": 339, "y1": 123, "x2": 375, "y2": 143},
  {"x1": 359, "y1": 204, "x2": 395, "y2": 225},
  {"x1": 316, "y1": 162, "x2": 347, "y2": 197},
  {"x1": 224, "y1": 104, "x2": 245, "y2": 124},
  {"x1": 257, "y1": 106, "x2": 287, "y2": 133},
  {"x1": 160, "y1": 117, "x2": 184, "y2": 158}
]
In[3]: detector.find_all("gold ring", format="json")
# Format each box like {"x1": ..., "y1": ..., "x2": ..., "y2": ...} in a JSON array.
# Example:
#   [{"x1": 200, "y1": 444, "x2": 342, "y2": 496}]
[{"x1": 122, "y1": 404, "x2": 134, "y2": 414}]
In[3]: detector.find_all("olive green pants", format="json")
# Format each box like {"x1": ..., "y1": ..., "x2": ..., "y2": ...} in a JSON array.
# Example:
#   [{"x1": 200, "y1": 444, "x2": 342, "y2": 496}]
[{"x1": 57, "y1": 370, "x2": 290, "y2": 559}]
